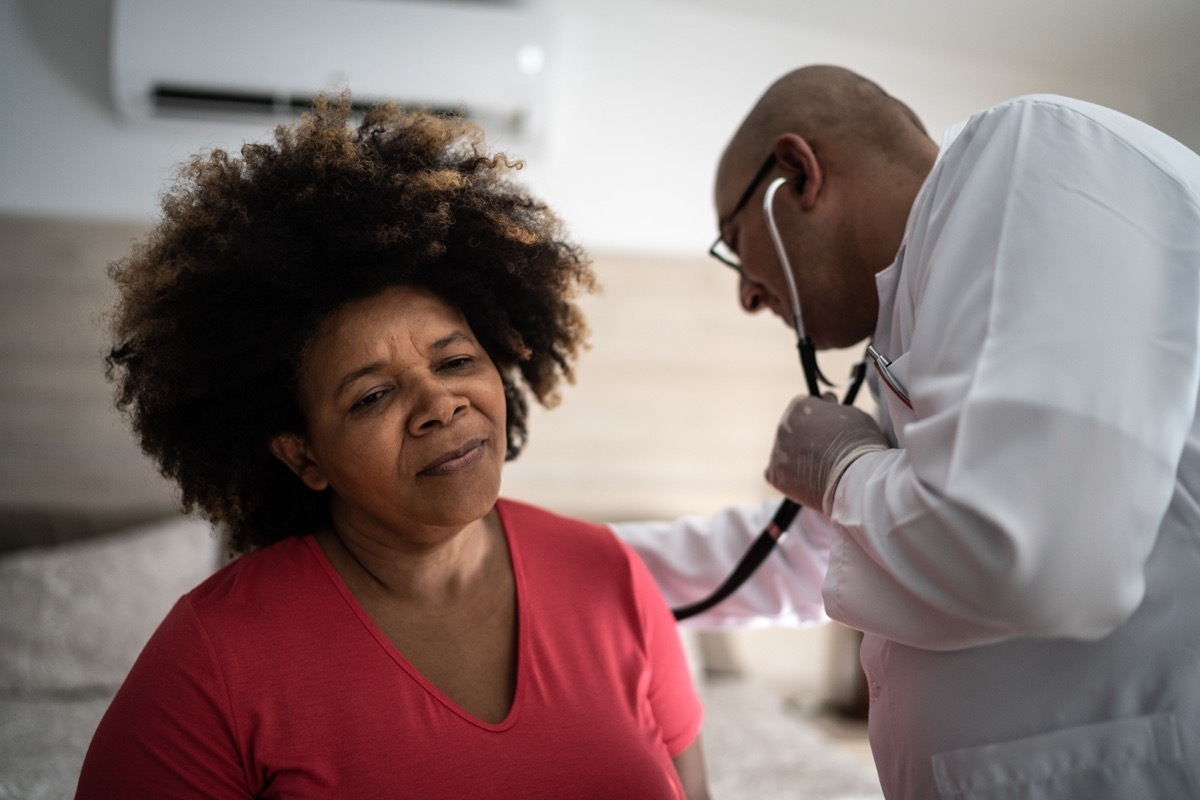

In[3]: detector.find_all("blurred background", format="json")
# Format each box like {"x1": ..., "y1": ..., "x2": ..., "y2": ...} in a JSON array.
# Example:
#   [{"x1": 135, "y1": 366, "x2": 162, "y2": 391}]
[{"x1": 2, "y1": 0, "x2": 1199, "y2": 750}]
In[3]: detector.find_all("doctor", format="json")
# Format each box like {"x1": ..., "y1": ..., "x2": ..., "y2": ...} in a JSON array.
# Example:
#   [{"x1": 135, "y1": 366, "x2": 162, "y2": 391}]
[{"x1": 615, "y1": 65, "x2": 1200, "y2": 798}]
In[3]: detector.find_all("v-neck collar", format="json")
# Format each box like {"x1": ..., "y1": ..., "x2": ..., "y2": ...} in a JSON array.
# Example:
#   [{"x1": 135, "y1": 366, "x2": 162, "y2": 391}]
[{"x1": 306, "y1": 499, "x2": 527, "y2": 731}]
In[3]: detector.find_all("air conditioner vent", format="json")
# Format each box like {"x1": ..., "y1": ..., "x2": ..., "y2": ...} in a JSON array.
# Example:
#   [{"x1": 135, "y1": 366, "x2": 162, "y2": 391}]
[
  {"x1": 112, "y1": 0, "x2": 550, "y2": 146},
  {"x1": 152, "y1": 85, "x2": 463, "y2": 121}
]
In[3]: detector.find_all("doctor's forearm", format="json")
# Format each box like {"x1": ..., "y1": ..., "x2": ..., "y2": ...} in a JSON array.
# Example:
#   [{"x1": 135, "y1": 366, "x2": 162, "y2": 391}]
[{"x1": 611, "y1": 501, "x2": 832, "y2": 628}]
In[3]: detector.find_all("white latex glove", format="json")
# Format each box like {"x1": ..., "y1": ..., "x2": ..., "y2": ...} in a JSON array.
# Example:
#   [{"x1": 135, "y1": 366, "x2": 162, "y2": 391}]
[{"x1": 765, "y1": 394, "x2": 889, "y2": 516}]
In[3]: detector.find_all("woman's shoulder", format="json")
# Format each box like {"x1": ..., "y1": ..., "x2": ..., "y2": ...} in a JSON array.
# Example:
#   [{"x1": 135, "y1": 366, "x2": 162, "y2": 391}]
[
  {"x1": 496, "y1": 497, "x2": 606, "y2": 532},
  {"x1": 496, "y1": 497, "x2": 621, "y2": 545},
  {"x1": 184, "y1": 534, "x2": 325, "y2": 617},
  {"x1": 496, "y1": 497, "x2": 634, "y2": 570},
  {"x1": 496, "y1": 498, "x2": 664, "y2": 624}
]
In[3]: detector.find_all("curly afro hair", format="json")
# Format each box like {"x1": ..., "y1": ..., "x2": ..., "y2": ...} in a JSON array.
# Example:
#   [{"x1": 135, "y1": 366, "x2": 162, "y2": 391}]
[{"x1": 106, "y1": 94, "x2": 595, "y2": 553}]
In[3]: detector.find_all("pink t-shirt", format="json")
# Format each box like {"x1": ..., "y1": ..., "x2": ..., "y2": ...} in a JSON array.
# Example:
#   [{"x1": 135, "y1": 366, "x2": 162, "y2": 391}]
[{"x1": 76, "y1": 498, "x2": 702, "y2": 798}]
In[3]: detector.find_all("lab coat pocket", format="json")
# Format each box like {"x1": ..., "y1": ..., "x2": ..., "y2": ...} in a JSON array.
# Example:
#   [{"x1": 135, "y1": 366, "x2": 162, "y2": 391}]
[
  {"x1": 930, "y1": 713, "x2": 1194, "y2": 800},
  {"x1": 876, "y1": 351, "x2": 914, "y2": 442}
]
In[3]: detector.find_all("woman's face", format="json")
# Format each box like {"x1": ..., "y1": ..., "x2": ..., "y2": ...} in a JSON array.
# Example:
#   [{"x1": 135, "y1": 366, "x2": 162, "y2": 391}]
[{"x1": 274, "y1": 286, "x2": 507, "y2": 542}]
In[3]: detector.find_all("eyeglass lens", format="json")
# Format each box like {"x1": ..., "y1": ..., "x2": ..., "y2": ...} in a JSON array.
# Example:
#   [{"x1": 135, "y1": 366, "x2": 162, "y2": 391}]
[{"x1": 710, "y1": 152, "x2": 778, "y2": 271}]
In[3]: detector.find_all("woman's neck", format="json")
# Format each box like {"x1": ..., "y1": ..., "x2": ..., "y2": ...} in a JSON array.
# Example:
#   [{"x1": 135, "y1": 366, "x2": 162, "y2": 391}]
[
  {"x1": 317, "y1": 507, "x2": 518, "y2": 723},
  {"x1": 316, "y1": 508, "x2": 505, "y2": 609}
]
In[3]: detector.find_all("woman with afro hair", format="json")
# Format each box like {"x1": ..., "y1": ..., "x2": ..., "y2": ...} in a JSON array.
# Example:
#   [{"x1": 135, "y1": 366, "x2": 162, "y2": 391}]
[{"x1": 77, "y1": 95, "x2": 709, "y2": 799}]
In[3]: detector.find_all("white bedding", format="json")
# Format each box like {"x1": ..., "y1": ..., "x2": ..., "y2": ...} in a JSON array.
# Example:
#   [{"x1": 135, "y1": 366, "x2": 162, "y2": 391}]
[
  {"x1": 0, "y1": 697, "x2": 109, "y2": 800},
  {"x1": 0, "y1": 515, "x2": 221, "y2": 800}
]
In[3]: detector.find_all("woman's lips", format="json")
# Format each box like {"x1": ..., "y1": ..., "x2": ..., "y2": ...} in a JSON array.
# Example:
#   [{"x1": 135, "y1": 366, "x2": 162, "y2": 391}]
[{"x1": 419, "y1": 439, "x2": 486, "y2": 476}]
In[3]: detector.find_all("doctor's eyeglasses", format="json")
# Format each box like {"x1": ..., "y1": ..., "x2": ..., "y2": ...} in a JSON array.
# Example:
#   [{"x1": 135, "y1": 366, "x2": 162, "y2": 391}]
[{"x1": 709, "y1": 152, "x2": 778, "y2": 273}]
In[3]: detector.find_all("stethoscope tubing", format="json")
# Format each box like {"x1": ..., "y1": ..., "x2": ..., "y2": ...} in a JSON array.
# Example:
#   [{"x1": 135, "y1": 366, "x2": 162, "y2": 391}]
[
  {"x1": 671, "y1": 359, "x2": 864, "y2": 620},
  {"x1": 763, "y1": 177, "x2": 807, "y2": 345},
  {"x1": 671, "y1": 173, "x2": 874, "y2": 621},
  {"x1": 669, "y1": 500, "x2": 800, "y2": 620}
]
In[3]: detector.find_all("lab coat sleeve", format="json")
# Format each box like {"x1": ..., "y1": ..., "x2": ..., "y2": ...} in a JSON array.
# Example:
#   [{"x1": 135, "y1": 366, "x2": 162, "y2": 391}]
[
  {"x1": 826, "y1": 98, "x2": 1200, "y2": 650},
  {"x1": 611, "y1": 498, "x2": 832, "y2": 628}
]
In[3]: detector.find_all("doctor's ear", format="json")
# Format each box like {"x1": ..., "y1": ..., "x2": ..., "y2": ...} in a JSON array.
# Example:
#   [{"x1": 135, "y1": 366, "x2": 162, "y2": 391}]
[
  {"x1": 269, "y1": 432, "x2": 329, "y2": 492},
  {"x1": 773, "y1": 134, "x2": 821, "y2": 208}
]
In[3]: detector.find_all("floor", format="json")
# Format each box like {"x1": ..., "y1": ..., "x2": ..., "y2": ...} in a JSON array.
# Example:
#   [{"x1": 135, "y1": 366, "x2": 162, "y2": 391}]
[
  {"x1": 699, "y1": 676, "x2": 883, "y2": 800},
  {"x1": 807, "y1": 703, "x2": 876, "y2": 773}
]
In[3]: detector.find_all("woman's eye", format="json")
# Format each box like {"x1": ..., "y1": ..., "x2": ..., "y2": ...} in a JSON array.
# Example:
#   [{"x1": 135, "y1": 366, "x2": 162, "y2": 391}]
[
  {"x1": 442, "y1": 356, "x2": 474, "y2": 371},
  {"x1": 352, "y1": 388, "x2": 388, "y2": 411}
]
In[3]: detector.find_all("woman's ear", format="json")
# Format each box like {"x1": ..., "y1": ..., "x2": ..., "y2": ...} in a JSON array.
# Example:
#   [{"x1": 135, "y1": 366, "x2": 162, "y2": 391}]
[
  {"x1": 269, "y1": 433, "x2": 329, "y2": 492},
  {"x1": 773, "y1": 133, "x2": 821, "y2": 210}
]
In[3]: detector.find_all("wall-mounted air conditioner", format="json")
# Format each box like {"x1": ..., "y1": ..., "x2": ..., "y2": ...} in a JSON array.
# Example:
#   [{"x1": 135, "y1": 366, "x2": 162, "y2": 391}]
[{"x1": 110, "y1": 0, "x2": 552, "y2": 146}]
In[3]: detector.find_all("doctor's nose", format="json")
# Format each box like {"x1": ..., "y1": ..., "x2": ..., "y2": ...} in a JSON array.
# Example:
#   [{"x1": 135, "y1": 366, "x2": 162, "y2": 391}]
[{"x1": 739, "y1": 274, "x2": 767, "y2": 314}]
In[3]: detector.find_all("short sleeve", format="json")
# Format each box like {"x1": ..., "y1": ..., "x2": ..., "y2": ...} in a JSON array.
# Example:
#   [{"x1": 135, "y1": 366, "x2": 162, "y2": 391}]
[
  {"x1": 76, "y1": 597, "x2": 252, "y2": 799},
  {"x1": 621, "y1": 541, "x2": 704, "y2": 756}
]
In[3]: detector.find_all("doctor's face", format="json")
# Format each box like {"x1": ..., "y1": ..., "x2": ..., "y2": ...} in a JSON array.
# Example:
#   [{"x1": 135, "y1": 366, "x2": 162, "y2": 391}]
[
  {"x1": 712, "y1": 150, "x2": 878, "y2": 350},
  {"x1": 712, "y1": 153, "x2": 797, "y2": 326}
]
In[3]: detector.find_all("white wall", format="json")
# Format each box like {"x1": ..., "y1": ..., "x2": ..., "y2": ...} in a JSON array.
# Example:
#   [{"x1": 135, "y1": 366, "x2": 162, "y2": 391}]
[{"x1": 2, "y1": 0, "x2": 1192, "y2": 257}]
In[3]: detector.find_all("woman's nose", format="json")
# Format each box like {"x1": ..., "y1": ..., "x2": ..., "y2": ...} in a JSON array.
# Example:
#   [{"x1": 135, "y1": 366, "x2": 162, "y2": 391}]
[
  {"x1": 409, "y1": 381, "x2": 468, "y2": 434},
  {"x1": 739, "y1": 274, "x2": 767, "y2": 313}
]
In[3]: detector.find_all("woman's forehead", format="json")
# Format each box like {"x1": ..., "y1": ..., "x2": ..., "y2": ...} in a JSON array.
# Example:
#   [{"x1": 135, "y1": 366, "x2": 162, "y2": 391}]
[{"x1": 300, "y1": 287, "x2": 472, "y2": 376}]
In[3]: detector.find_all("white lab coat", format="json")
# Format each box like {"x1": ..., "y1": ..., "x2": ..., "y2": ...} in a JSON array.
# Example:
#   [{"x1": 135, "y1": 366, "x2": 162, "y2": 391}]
[{"x1": 616, "y1": 96, "x2": 1200, "y2": 799}]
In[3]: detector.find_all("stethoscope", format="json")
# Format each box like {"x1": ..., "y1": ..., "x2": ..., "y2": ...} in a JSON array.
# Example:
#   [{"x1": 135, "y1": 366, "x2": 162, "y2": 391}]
[{"x1": 672, "y1": 174, "x2": 909, "y2": 621}]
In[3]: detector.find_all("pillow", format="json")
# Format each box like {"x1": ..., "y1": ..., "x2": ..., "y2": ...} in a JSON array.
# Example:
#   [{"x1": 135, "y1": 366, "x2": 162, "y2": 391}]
[
  {"x1": 0, "y1": 507, "x2": 181, "y2": 556},
  {"x1": 0, "y1": 515, "x2": 221, "y2": 696}
]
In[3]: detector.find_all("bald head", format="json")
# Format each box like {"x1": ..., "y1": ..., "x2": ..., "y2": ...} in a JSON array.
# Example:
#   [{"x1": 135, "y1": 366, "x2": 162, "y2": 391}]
[{"x1": 719, "y1": 65, "x2": 933, "y2": 186}]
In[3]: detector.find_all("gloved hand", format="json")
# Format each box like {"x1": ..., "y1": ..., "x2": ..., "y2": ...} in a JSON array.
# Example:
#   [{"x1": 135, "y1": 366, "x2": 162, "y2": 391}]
[{"x1": 765, "y1": 394, "x2": 889, "y2": 516}]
